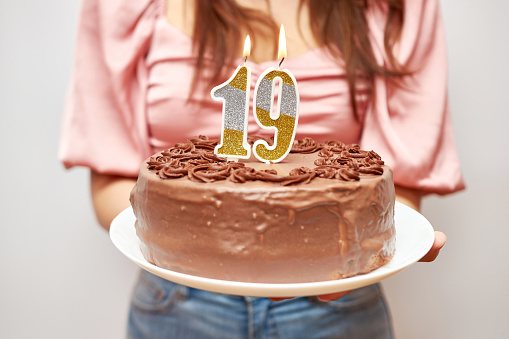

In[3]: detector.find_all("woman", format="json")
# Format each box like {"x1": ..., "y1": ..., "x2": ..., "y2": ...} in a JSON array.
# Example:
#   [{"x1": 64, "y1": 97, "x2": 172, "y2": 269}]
[{"x1": 60, "y1": 0, "x2": 464, "y2": 337}]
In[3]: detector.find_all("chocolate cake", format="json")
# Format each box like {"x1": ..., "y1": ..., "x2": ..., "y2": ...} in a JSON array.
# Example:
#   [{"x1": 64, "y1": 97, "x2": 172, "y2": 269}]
[{"x1": 130, "y1": 136, "x2": 396, "y2": 283}]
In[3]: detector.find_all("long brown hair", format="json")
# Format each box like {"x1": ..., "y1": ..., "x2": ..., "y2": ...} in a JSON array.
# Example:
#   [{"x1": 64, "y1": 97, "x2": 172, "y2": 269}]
[{"x1": 191, "y1": 0, "x2": 408, "y2": 119}]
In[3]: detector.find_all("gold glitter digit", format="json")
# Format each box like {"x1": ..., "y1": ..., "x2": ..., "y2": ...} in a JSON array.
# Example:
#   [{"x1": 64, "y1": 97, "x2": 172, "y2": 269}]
[
  {"x1": 255, "y1": 113, "x2": 295, "y2": 161},
  {"x1": 228, "y1": 66, "x2": 248, "y2": 91},
  {"x1": 264, "y1": 70, "x2": 294, "y2": 86},
  {"x1": 211, "y1": 66, "x2": 250, "y2": 158},
  {"x1": 253, "y1": 69, "x2": 298, "y2": 162},
  {"x1": 216, "y1": 129, "x2": 248, "y2": 156}
]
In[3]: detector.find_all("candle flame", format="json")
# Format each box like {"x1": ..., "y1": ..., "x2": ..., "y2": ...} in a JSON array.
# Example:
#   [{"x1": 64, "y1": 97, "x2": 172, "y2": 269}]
[
  {"x1": 243, "y1": 35, "x2": 251, "y2": 59},
  {"x1": 278, "y1": 25, "x2": 287, "y2": 61}
]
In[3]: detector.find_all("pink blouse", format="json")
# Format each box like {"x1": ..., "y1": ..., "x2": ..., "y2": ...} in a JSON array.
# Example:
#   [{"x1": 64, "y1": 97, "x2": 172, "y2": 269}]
[{"x1": 59, "y1": 0, "x2": 465, "y2": 195}]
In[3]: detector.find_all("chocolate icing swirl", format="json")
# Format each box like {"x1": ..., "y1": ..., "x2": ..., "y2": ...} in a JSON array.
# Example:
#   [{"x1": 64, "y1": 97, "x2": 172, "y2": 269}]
[
  {"x1": 291, "y1": 137, "x2": 321, "y2": 153},
  {"x1": 147, "y1": 136, "x2": 384, "y2": 185}
]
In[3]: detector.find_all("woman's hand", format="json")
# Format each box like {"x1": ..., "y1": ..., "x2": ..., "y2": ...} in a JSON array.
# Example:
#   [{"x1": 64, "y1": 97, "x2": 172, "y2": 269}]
[
  {"x1": 418, "y1": 231, "x2": 447, "y2": 262},
  {"x1": 394, "y1": 186, "x2": 448, "y2": 262},
  {"x1": 270, "y1": 290, "x2": 353, "y2": 302},
  {"x1": 270, "y1": 188, "x2": 446, "y2": 302},
  {"x1": 269, "y1": 231, "x2": 446, "y2": 302}
]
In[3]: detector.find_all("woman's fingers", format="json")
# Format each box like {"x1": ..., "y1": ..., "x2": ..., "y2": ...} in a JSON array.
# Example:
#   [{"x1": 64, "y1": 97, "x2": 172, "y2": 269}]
[
  {"x1": 419, "y1": 231, "x2": 447, "y2": 262},
  {"x1": 317, "y1": 290, "x2": 353, "y2": 302},
  {"x1": 269, "y1": 297, "x2": 292, "y2": 302},
  {"x1": 270, "y1": 290, "x2": 353, "y2": 302},
  {"x1": 270, "y1": 231, "x2": 446, "y2": 303}
]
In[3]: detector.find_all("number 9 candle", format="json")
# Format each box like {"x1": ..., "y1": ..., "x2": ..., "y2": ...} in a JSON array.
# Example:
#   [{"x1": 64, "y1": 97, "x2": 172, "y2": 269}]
[
  {"x1": 252, "y1": 25, "x2": 299, "y2": 164},
  {"x1": 211, "y1": 36, "x2": 252, "y2": 160}
]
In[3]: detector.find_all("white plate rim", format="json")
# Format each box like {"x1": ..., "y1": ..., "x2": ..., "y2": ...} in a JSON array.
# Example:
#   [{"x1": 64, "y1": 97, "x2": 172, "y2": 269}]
[{"x1": 110, "y1": 202, "x2": 434, "y2": 297}]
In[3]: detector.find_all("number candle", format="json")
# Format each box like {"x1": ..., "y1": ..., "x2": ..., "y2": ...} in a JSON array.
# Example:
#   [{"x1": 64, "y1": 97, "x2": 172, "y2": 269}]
[
  {"x1": 211, "y1": 36, "x2": 252, "y2": 160},
  {"x1": 252, "y1": 25, "x2": 299, "y2": 163}
]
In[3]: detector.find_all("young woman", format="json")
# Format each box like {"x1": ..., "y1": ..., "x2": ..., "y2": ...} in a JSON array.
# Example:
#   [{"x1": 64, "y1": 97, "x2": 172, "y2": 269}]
[{"x1": 60, "y1": 0, "x2": 464, "y2": 337}]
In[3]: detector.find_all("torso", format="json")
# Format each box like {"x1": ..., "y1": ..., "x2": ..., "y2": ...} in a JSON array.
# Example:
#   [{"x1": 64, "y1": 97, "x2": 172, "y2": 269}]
[{"x1": 144, "y1": 0, "x2": 370, "y2": 153}]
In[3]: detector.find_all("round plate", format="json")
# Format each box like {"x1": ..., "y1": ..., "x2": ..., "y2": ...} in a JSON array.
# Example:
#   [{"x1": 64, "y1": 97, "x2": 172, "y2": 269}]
[{"x1": 110, "y1": 202, "x2": 434, "y2": 297}]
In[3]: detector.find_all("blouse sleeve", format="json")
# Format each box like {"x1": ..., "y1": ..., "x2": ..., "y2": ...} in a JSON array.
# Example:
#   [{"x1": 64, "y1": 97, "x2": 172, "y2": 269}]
[
  {"x1": 361, "y1": 0, "x2": 465, "y2": 195},
  {"x1": 58, "y1": 0, "x2": 161, "y2": 176}
]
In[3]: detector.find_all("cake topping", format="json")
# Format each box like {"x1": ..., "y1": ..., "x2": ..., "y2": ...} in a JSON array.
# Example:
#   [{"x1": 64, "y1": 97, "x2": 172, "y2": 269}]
[
  {"x1": 147, "y1": 135, "x2": 384, "y2": 185},
  {"x1": 290, "y1": 137, "x2": 322, "y2": 153}
]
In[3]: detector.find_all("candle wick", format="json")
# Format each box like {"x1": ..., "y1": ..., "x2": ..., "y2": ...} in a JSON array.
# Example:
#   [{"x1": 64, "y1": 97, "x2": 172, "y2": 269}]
[
  {"x1": 244, "y1": 56, "x2": 248, "y2": 65},
  {"x1": 278, "y1": 57, "x2": 285, "y2": 69}
]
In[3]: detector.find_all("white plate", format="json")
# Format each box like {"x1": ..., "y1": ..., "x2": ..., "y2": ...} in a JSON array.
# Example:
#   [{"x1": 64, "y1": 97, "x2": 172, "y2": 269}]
[{"x1": 110, "y1": 202, "x2": 434, "y2": 297}]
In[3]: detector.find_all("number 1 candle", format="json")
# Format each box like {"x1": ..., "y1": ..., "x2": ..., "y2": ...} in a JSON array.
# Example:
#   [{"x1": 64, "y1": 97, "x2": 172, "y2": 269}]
[
  {"x1": 252, "y1": 25, "x2": 299, "y2": 163},
  {"x1": 211, "y1": 36, "x2": 252, "y2": 160}
]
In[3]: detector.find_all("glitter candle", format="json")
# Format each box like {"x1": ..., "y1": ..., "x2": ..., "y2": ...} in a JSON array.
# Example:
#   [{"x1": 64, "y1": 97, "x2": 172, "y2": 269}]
[
  {"x1": 211, "y1": 36, "x2": 252, "y2": 160},
  {"x1": 252, "y1": 25, "x2": 299, "y2": 163}
]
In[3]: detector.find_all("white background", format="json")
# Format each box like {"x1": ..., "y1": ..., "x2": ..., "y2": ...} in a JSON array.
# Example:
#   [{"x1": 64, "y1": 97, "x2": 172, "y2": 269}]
[{"x1": 1, "y1": 1, "x2": 508, "y2": 338}]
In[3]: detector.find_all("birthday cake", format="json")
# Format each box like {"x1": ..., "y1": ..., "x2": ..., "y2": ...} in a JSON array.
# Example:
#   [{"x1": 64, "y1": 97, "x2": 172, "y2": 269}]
[{"x1": 130, "y1": 136, "x2": 395, "y2": 283}]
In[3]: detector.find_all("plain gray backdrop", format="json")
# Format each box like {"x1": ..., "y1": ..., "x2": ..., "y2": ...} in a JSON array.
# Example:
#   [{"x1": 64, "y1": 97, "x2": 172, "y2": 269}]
[{"x1": 1, "y1": 0, "x2": 508, "y2": 338}]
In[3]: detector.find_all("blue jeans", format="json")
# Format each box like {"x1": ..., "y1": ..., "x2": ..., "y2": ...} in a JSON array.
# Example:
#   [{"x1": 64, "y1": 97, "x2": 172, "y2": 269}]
[{"x1": 128, "y1": 270, "x2": 393, "y2": 339}]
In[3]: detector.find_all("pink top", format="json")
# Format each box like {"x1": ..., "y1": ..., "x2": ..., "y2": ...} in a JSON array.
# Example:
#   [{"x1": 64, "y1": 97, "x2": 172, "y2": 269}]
[{"x1": 59, "y1": 0, "x2": 465, "y2": 195}]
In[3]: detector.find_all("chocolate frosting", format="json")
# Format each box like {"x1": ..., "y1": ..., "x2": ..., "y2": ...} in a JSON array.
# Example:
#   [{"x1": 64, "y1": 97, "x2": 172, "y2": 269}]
[
  {"x1": 131, "y1": 135, "x2": 396, "y2": 283},
  {"x1": 147, "y1": 136, "x2": 384, "y2": 185}
]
